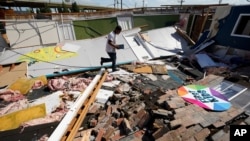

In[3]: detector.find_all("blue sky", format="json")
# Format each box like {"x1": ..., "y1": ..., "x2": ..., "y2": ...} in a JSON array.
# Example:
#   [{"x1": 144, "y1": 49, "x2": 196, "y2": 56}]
[{"x1": 54, "y1": 0, "x2": 250, "y2": 8}]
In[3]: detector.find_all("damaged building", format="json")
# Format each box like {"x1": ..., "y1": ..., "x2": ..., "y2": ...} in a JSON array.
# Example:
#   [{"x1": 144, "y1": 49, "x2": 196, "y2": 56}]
[{"x1": 0, "y1": 3, "x2": 250, "y2": 141}]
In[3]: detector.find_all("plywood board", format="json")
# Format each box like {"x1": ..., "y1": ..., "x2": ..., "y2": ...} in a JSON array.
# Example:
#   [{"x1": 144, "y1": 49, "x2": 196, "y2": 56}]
[
  {"x1": 133, "y1": 65, "x2": 153, "y2": 73},
  {"x1": 0, "y1": 62, "x2": 27, "y2": 87}
]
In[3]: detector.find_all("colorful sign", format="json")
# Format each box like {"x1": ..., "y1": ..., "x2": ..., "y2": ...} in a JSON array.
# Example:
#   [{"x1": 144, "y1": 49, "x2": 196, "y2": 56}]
[
  {"x1": 178, "y1": 85, "x2": 231, "y2": 111},
  {"x1": 18, "y1": 46, "x2": 77, "y2": 64}
]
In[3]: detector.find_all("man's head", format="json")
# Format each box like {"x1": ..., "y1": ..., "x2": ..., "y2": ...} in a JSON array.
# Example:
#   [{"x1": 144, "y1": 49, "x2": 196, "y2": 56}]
[{"x1": 114, "y1": 25, "x2": 122, "y2": 34}]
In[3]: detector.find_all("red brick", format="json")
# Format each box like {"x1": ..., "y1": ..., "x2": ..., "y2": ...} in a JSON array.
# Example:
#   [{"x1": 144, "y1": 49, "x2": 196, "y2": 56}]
[
  {"x1": 185, "y1": 136, "x2": 196, "y2": 141},
  {"x1": 157, "y1": 93, "x2": 169, "y2": 104},
  {"x1": 143, "y1": 88, "x2": 152, "y2": 95},
  {"x1": 89, "y1": 118, "x2": 98, "y2": 127},
  {"x1": 137, "y1": 111, "x2": 150, "y2": 128},
  {"x1": 181, "y1": 129, "x2": 195, "y2": 140},
  {"x1": 95, "y1": 128, "x2": 105, "y2": 141},
  {"x1": 116, "y1": 118, "x2": 124, "y2": 126},
  {"x1": 110, "y1": 130, "x2": 125, "y2": 141},
  {"x1": 134, "y1": 130, "x2": 144, "y2": 138},
  {"x1": 106, "y1": 105, "x2": 112, "y2": 116},
  {"x1": 170, "y1": 119, "x2": 182, "y2": 128},
  {"x1": 175, "y1": 125, "x2": 187, "y2": 134},
  {"x1": 212, "y1": 121, "x2": 225, "y2": 128},
  {"x1": 88, "y1": 103, "x2": 101, "y2": 114},
  {"x1": 122, "y1": 118, "x2": 132, "y2": 134},
  {"x1": 103, "y1": 126, "x2": 115, "y2": 140},
  {"x1": 156, "y1": 131, "x2": 173, "y2": 141},
  {"x1": 194, "y1": 128, "x2": 210, "y2": 141},
  {"x1": 103, "y1": 117, "x2": 114, "y2": 129}
]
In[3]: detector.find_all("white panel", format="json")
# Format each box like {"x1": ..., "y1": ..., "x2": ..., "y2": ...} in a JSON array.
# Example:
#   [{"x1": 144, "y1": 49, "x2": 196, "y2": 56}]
[
  {"x1": 58, "y1": 23, "x2": 75, "y2": 41},
  {"x1": 125, "y1": 35, "x2": 152, "y2": 62},
  {"x1": 29, "y1": 91, "x2": 63, "y2": 114},
  {"x1": 213, "y1": 80, "x2": 247, "y2": 100},
  {"x1": 195, "y1": 53, "x2": 217, "y2": 68},
  {"x1": 6, "y1": 22, "x2": 41, "y2": 48},
  {"x1": 117, "y1": 16, "x2": 133, "y2": 30},
  {"x1": 38, "y1": 21, "x2": 60, "y2": 44},
  {"x1": 95, "y1": 89, "x2": 114, "y2": 104},
  {"x1": 62, "y1": 43, "x2": 81, "y2": 52}
]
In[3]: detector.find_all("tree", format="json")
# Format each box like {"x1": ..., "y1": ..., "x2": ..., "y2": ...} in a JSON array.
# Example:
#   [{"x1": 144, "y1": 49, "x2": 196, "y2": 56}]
[
  {"x1": 62, "y1": 2, "x2": 70, "y2": 13},
  {"x1": 71, "y1": 2, "x2": 79, "y2": 12},
  {"x1": 27, "y1": 8, "x2": 34, "y2": 13},
  {"x1": 40, "y1": 4, "x2": 51, "y2": 13},
  {"x1": 57, "y1": 7, "x2": 62, "y2": 13},
  {"x1": 36, "y1": 8, "x2": 40, "y2": 14}
]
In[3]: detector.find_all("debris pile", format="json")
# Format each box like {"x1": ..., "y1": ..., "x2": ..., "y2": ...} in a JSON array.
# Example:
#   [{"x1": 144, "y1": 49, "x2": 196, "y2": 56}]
[
  {"x1": 0, "y1": 57, "x2": 250, "y2": 141},
  {"x1": 74, "y1": 63, "x2": 249, "y2": 141}
]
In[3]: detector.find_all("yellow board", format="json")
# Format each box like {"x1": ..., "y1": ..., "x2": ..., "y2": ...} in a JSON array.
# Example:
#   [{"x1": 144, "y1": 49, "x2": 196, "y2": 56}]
[
  {"x1": 0, "y1": 103, "x2": 46, "y2": 131},
  {"x1": 8, "y1": 75, "x2": 48, "y2": 95},
  {"x1": 133, "y1": 65, "x2": 153, "y2": 73},
  {"x1": 17, "y1": 46, "x2": 77, "y2": 63}
]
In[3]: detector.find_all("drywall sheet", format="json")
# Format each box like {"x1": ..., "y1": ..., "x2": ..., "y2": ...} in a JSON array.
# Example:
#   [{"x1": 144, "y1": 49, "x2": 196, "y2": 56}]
[
  {"x1": 38, "y1": 21, "x2": 60, "y2": 44},
  {"x1": 6, "y1": 21, "x2": 59, "y2": 48},
  {"x1": 6, "y1": 22, "x2": 41, "y2": 48}
]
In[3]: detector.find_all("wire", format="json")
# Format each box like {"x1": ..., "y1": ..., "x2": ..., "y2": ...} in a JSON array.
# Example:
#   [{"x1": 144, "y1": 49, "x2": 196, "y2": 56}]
[{"x1": 5, "y1": 18, "x2": 101, "y2": 69}]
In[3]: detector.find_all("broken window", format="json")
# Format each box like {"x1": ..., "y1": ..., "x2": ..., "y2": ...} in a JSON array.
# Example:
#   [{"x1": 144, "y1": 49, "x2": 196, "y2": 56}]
[{"x1": 231, "y1": 14, "x2": 250, "y2": 38}]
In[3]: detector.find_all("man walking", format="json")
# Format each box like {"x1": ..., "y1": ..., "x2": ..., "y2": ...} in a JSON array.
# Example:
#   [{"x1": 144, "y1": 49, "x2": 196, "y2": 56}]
[{"x1": 100, "y1": 25, "x2": 122, "y2": 72}]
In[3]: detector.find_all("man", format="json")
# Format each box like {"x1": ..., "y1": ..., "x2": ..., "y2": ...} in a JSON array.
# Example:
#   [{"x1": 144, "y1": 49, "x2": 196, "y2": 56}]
[{"x1": 100, "y1": 25, "x2": 122, "y2": 72}]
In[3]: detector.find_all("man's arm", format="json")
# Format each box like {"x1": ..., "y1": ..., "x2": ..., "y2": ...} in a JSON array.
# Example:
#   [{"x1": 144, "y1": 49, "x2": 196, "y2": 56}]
[{"x1": 108, "y1": 39, "x2": 119, "y2": 49}]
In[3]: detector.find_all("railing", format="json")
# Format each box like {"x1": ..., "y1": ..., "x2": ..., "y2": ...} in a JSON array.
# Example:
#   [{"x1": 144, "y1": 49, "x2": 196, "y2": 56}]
[{"x1": 3, "y1": 6, "x2": 214, "y2": 21}]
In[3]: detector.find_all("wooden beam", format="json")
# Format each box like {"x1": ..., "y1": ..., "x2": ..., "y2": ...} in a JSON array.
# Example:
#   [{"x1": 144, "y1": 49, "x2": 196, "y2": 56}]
[{"x1": 63, "y1": 71, "x2": 108, "y2": 141}]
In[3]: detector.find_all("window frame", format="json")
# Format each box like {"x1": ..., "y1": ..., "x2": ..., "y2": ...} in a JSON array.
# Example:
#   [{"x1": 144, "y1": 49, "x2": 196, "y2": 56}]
[{"x1": 231, "y1": 13, "x2": 250, "y2": 38}]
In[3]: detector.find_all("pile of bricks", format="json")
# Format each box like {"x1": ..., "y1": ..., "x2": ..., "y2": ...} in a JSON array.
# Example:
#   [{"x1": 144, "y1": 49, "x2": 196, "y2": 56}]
[{"x1": 73, "y1": 71, "x2": 249, "y2": 141}]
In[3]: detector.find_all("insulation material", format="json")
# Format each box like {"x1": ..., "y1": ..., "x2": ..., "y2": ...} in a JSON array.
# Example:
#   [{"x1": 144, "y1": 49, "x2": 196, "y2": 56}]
[
  {"x1": 0, "y1": 103, "x2": 46, "y2": 131},
  {"x1": 0, "y1": 62, "x2": 27, "y2": 87},
  {"x1": 7, "y1": 75, "x2": 47, "y2": 95}
]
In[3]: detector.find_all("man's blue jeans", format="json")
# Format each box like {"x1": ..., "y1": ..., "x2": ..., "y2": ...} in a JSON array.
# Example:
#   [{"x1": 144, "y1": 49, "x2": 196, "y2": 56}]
[{"x1": 101, "y1": 52, "x2": 117, "y2": 71}]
